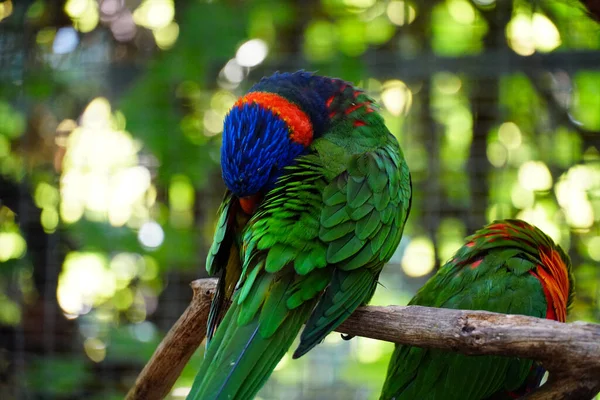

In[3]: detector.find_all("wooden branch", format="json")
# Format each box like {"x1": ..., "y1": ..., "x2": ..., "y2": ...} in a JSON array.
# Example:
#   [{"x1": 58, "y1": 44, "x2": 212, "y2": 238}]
[
  {"x1": 336, "y1": 306, "x2": 600, "y2": 399},
  {"x1": 127, "y1": 279, "x2": 600, "y2": 400},
  {"x1": 125, "y1": 279, "x2": 217, "y2": 400}
]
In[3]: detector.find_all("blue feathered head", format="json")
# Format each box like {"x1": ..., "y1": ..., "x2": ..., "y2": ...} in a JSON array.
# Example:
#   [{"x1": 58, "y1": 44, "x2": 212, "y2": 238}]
[
  {"x1": 221, "y1": 102, "x2": 305, "y2": 198},
  {"x1": 220, "y1": 72, "x2": 339, "y2": 207}
]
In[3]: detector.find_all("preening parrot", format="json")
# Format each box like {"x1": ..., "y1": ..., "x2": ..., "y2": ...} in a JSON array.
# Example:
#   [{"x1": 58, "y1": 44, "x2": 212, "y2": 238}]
[
  {"x1": 380, "y1": 219, "x2": 574, "y2": 400},
  {"x1": 187, "y1": 71, "x2": 413, "y2": 400}
]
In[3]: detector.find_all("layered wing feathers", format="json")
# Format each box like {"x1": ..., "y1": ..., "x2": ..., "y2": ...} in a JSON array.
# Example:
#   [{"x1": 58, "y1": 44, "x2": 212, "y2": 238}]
[{"x1": 380, "y1": 248, "x2": 547, "y2": 400}]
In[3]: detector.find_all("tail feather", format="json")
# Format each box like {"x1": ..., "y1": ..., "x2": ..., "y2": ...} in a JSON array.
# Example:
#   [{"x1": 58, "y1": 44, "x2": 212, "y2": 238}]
[
  {"x1": 235, "y1": 308, "x2": 310, "y2": 400},
  {"x1": 187, "y1": 297, "x2": 314, "y2": 400},
  {"x1": 293, "y1": 268, "x2": 378, "y2": 358},
  {"x1": 206, "y1": 269, "x2": 227, "y2": 347}
]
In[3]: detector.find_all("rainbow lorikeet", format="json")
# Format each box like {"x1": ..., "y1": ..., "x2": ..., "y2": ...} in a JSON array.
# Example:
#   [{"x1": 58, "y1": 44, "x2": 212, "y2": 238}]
[
  {"x1": 186, "y1": 71, "x2": 412, "y2": 400},
  {"x1": 380, "y1": 219, "x2": 574, "y2": 400}
]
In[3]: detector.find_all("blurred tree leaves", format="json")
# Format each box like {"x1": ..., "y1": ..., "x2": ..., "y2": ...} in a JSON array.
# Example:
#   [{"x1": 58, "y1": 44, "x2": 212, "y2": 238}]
[
  {"x1": 120, "y1": 1, "x2": 248, "y2": 188},
  {"x1": 1, "y1": 0, "x2": 600, "y2": 398},
  {"x1": 573, "y1": 71, "x2": 600, "y2": 130},
  {"x1": 25, "y1": 356, "x2": 90, "y2": 397}
]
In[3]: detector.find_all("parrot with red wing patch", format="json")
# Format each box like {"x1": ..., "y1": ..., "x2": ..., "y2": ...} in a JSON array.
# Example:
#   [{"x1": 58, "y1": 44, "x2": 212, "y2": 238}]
[{"x1": 380, "y1": 219, "x2": 574, "y2": 400}]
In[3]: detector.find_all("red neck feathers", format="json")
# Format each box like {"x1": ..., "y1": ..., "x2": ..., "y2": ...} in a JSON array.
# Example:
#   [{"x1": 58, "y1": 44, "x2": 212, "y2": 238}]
[{"x1": 235, "y1": 92, "x2": 313, "y2": 146}]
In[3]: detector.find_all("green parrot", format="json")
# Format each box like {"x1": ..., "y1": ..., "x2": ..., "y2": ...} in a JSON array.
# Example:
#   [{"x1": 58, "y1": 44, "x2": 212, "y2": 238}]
[
  {"x1": 380, "y1": 219, "x2": 574, "y2": 400},
  {"x1": 187, "y1": 71, "x2": 412, "y2": 400}
]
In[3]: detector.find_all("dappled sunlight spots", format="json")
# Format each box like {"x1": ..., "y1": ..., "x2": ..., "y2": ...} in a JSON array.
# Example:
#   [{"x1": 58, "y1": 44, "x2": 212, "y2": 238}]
[
  {"x1": 506, "y1": 12, "x2": 561, "y2": 56},
  {"x1": 57, "y1": 252, "x2": 116, "y2": 317},
  {"x1": 401, "y1": 236, "x2": 435, "y2": 277},
  {"x1": 171, "y1": 387, "x2": 191, "y2": 398},
  {"x1": 52, "y1": 27, "x2": 79, "y2": 54},
  {"x1": 109, "y1": 167, "x2": 152, "y2": 226},
  {"x1": 203, "y1": 111, "x2": 224, "y2": 136},
  {"x1": 236, "y1": 39, "x2": 269, "y2": 68},
  {"x1": 84, "y1": 337, "x2": 106, "y2": 362},
  {"x1": 343, "y1": 0, "x2": 376, "y2": 9},
  {"x1": 386, "y1": 1, "x2": 416, "y2": 26},
  {"x1": 65, "y1": 0, "x2": 99, "y2": 33},
  {"x1": 131, "y1": 320, "x2": 158, "y2": 342},
  {"x1": 518, "y1": 161, "x2": 553, "y2": 191},
  {"x1": 56, "y1": 253, "x2": 157, "y2": 314},
  {"x1": 41, "y1": 208, "x2": 59, "y2": 233},
  {"x1": 555, "y1": 165, "x2": 599, "y2": 229},
  {"x1": 154, "y1": 22, "x2": 179, "y2": 49},
  {"x1": 202, "y1": 90, "x2": 238, "y2": 136},
  {"x1": 586, "y1": 237, "x2": 600, "y2": 261},
  {"x1": 0, "y1": 231, "x2": 26, "y2": 262},
  {"x1": 365, "y1": 15, "x2": 396, "y2": 46},
  {"x1": 133, "y1": 0, "x2": 174, "y2": 30},
  {"x1": 324, "y1": 333, "x2": 344, "y2": 345},
  {"x1": 138, "y1": 221, "x2": 164, "y2": 249},
  {"x1": 0, "y1": 1, "x2": 13, "y2": 23},
  {"x1": 506, "y1": 14, "x2": 535, "y2": 56},
  {"x1": 447, "y1": 0, "x2": 475, "y2": 25},
  {"x1": 511, "y1": 184, "x2": 535, "y2": 210},
  {"x1": 352, "y1": 337, "x2": 392, "y2": 364},
  {"x1": 111, "y1": 253, "x2": 142, "y2": 286},
  {"x1": 169, "y1": 175, "x2": 195, "y2": 228},
  {"x1": 64, "y1": 0, "x2": 88, "y2": 18},
  {"x1": 113, "y1": 288, "x2": 133, "y2": 310},
  {"x1": 0, "y1": 293, "x2": 20, "y2": 325},
  {"x1": 532, "y1": 13, "x2": 562, "y2": 52},
  {"x1": 498, "y1": 122, "x2": 522, "y2": 150},
  {"x1": 35, "y1": 182, "x2": 59, "y2": 210},
  {"x1": 566, "y1": 199, "x2": 593, "y2": 229},
  {"x1": 381, "y1": 80, "x2": 412, "y2": 116},
  {"x1": 221, "y1": 59, "x2": 245, "y2": 85},
  {"x1": 60, "y1": 98, "x2": 153, "y2": 228},
  {"x1": 433, "y1": 72, "x2": 462, "y2": 95},
  {"x1": 140, "y1": 256, "x2": 159, "y2": 280},
  {"x1": 274, "y1": 353, "x2": 291, "y2": 372},
  {"x1": 516, "y1": 206, "x2": 563, "y2": 245},
  {"x1": 34, "y1": 182, "x2": 60, "y2": 233},
  {"x1": 487, "y1": 142, "x2": 508, "y2": 167}
]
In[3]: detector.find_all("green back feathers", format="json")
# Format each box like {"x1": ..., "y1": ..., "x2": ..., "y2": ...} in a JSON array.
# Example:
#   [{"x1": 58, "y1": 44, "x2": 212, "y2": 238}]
[
  {"x1": 380, "y1": 219, "x2": 574, "y2": 400},
  {"x1": 192, "y1": 85, "x2": 412, "y2": 400}
]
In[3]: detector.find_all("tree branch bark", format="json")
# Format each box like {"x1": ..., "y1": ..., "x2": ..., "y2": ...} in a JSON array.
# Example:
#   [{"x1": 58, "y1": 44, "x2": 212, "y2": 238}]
[
  {"x1": 125, "y1": 279, "x2": 216, "y2": 400},
  {"x1": 127, "y1": 278, "x2": 600, "y2": 400}
]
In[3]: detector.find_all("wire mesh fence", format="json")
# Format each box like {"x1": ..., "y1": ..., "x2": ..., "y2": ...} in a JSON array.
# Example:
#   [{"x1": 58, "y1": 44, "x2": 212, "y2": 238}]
[{"x1": 0, "y1": 1, "x2": 599, "y2": 399}]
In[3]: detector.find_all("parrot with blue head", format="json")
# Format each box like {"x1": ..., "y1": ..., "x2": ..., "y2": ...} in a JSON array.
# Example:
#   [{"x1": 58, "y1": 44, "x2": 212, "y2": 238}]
[
  {"x1": 186, "y1": 71, "x2": 412, "y2": 400},
  {"x1": 380, "y1": 219, "x2": 574, "y2": 400}
]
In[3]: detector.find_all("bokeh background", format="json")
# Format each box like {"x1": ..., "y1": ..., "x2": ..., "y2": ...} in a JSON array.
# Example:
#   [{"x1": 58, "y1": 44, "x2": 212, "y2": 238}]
[{"x1": 0, "y1": 0, "x2": 599, "y2": 399}]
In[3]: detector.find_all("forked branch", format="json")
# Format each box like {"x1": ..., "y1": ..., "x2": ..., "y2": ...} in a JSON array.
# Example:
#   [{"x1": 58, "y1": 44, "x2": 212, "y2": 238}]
[{"x1": 127, "y1": 278, "x2": 600, "y2": 400}]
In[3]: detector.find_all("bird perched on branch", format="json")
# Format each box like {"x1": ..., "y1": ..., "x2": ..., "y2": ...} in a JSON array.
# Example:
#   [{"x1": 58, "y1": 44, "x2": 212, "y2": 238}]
[
  {"x1": 186, "y1": 71, "x2": 412, "y2": 400},
  {"x1": 380, "y1": 219, "x2": 574, "y2": 400}
]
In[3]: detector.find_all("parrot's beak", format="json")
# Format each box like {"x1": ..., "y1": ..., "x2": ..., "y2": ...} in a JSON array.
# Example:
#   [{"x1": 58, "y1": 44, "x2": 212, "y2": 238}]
[{"x1": 239, "y1": 194, "x2": 262, "y2": 215}]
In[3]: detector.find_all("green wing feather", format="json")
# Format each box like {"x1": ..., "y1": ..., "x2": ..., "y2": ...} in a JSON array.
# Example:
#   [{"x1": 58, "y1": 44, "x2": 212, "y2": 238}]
[
  {"x1": 190, "y1": 105, "x2": 412, "y2": 400},
  {"x1": 380, "y1": 227, "x2": 556, "y2": 400},
  {"x1": 294, "y1": 144, "x2": 411, "y2": 358},
  {"x1": 206, "y1": 191, "x2": 246, "y2": 345}
]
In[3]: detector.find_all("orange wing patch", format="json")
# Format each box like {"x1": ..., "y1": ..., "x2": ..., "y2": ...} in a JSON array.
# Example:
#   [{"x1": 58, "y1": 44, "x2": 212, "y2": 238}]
[
  {"x1": 531, "y1": 249, "x2": 570, "y2": 322},
  {"x1": 235, "y1": 92, "x2": 313, "y2": 146}
]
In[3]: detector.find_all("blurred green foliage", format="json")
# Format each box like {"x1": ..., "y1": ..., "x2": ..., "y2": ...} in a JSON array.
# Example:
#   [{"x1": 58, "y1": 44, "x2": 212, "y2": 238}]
[{"x1": 0, "y1": 0, "x2": 599, "y2": 399}]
